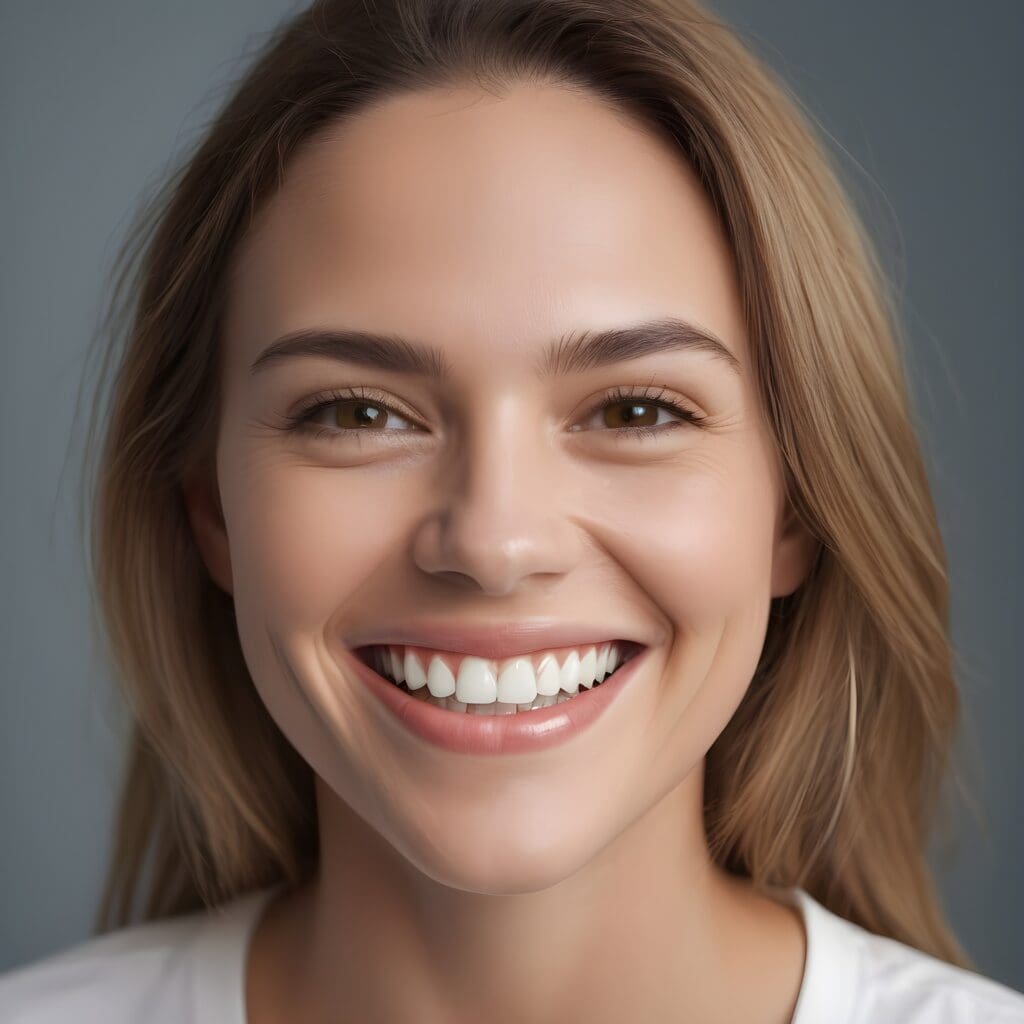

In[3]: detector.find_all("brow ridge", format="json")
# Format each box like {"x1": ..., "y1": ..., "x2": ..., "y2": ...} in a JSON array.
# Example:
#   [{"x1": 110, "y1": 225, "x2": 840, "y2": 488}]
[{"x1": 248, "y1": 315, "x2": 740, "y2": 379}]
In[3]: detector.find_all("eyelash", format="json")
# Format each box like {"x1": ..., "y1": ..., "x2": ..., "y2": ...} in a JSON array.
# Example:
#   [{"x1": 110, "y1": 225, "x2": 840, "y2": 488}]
[{"x1": 285, "y1": 383, "x2": 705, "y2": 444}]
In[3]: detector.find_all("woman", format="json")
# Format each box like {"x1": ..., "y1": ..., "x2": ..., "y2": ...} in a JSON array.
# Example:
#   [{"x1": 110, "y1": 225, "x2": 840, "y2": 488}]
[{"x1": 2, "y1": 0, "x2": 1022, "y2": 1021}]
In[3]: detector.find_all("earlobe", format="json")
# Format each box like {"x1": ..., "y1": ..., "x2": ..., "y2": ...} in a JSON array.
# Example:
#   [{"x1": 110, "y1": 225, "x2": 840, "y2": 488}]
[
  {"x1": 182, "y1": 465, "x2": 234, "y2": 596},
  {"x1": 770, "y1": 501, "x2": 820, "y2": 599}
]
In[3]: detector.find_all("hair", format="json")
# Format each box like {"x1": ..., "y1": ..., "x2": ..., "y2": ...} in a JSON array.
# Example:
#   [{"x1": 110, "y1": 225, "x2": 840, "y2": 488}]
[{"x1": 80, "y1": 0, "x2": 975, "y2": 965}]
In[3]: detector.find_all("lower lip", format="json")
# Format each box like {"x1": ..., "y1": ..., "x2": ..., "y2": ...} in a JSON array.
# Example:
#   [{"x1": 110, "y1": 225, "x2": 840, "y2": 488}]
[{"x1": 345, "y1": 645, "x2": 649, "y2": 756}]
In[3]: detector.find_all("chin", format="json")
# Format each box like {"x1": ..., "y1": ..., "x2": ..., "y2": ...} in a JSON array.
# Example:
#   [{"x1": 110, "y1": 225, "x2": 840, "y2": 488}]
[
  {"x1": 394, "y1": 806, "x2": 613, "y2": 896},
  {"x1": 413, "y1": 850, "x2": 599, "y2": 897}
]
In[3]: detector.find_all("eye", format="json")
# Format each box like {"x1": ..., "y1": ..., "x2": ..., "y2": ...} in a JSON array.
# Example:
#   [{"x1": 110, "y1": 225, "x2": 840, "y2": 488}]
[
  {"x1": 572, "y1": 385, "x2": 705, "y2": 441},
  {"x1": 285, "y1": 383, "x2": 704, "y2": 445},
  {"x1": 286, "y1": 386, "x2": 421, "y2": 443}
]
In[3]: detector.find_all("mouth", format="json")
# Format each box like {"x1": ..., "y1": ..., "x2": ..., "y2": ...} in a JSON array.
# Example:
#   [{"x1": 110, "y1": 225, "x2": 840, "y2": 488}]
[
  {"x1": 347, "y1": 639, "x2": 649, "y2": 755},
  {"x1": 355, "y1": 639, "x2": 645, "y2": 713}
]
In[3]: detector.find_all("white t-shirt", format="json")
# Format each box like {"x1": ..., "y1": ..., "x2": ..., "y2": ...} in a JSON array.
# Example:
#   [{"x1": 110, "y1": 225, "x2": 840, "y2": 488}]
[{"x1": 1, "y1": 884, "x2": 1022, "y2": 1022}]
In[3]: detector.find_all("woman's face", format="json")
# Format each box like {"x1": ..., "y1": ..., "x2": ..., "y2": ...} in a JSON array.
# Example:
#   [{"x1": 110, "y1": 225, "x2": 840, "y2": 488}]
[{"x1": 189, "y1": 82, "x2": 814, "y2": 892}]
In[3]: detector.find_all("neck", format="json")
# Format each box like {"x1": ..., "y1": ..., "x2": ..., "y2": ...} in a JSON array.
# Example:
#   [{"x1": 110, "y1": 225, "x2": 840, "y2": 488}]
[{"x1": 247, "y1": 763, "x2": 806, "y2": 1024}]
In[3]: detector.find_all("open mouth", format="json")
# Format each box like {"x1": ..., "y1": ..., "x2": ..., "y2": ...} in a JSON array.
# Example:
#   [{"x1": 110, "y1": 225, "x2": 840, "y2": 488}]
[{"x1": 354, "y1": 639, "x2": 646, "y2": 716}]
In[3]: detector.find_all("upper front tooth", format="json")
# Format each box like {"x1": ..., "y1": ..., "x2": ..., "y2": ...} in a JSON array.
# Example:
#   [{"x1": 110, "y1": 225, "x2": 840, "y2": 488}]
[
  {"x1": 496, "y1": 658, "x2": 536, "y2": 704},
  {"x1": 455, "y1": 656, "x2": 498, "y2": 704}
]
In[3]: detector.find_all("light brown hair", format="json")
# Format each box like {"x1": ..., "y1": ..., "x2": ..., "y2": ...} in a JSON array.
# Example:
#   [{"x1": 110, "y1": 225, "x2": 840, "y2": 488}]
[{"x1": 81, "y1": 0, "x2": 974, "y2": 965}]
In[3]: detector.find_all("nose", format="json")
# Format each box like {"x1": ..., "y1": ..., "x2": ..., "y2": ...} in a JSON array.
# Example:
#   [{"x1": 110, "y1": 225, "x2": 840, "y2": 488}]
[{"x1": 410, "y1": 412, "x2": 584, "y2": 596}]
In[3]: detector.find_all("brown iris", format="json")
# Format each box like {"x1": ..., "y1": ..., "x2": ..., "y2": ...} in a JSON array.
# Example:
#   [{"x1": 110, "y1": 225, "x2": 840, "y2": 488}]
[
  {"x1": 334, "y1": 400, "x2": 387, "y2": 428},
  {"x1": 602, "y1": 401, "x2": 659, "y2": 428}
]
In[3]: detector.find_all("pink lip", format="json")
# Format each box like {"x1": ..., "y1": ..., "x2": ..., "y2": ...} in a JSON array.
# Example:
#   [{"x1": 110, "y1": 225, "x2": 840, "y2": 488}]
[
  {"x1": 345, "y1": 618, "x2": 654, "y2": 662},
  {"x1": 344, "y1": 643, "x2": 650, "y2": 756}
]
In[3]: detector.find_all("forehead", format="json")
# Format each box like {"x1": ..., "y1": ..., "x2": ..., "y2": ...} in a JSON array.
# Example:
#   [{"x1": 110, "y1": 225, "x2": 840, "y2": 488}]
[{"x1": 223, "y1": 81, "x2": 746, "y2": 375}]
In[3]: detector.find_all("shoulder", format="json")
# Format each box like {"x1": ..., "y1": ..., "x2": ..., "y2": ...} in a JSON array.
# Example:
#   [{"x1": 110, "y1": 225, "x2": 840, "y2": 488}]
[
  {"x1": 853, "y1": 929, "x2": 1024, "y2": 1023},
  {"x1": 0, "y1": 886, "x2": 280, "y2": 1024},
  {"x1": 792, "y1": 889, "x2": 1024, "y2": 1024},
  {"x1": 0, "y1": 910, "x2": 208, "y2": 1023}
]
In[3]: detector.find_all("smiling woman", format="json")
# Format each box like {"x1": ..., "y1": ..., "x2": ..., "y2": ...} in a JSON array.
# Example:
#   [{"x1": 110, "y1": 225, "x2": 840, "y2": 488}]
[{"x1": 2, "y1": 0, "x2": 1022, "y2": 1022}]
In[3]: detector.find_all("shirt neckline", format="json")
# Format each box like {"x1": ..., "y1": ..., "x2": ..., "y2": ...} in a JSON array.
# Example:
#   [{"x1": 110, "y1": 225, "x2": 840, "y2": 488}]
[
  {"x1": 193, "y1": 883, "x2": 285, "y2": 1024},
  {"x1": 780, "y1": 887, "x2": 858, "y2": 1024}
]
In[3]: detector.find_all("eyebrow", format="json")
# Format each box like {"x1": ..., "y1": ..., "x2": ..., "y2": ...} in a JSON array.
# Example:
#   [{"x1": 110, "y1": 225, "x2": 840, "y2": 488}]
[{"x1": 248, "y1": 315, "x2": 741, "y2": 380}]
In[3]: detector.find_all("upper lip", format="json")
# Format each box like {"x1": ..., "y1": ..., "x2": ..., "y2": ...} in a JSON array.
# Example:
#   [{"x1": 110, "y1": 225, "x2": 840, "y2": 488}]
[{"x1": 347, "y1": 618, "x2": 653, "y2": 661}]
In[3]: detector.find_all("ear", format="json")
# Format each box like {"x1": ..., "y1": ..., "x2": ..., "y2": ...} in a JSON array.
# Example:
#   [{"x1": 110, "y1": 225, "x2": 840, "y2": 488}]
[
  {"x1": 182, "y1": 462, "x2": 234, "y2": 596},
  {"x1": 770, "y1": 498, "x2": 820, "y2": 599}
]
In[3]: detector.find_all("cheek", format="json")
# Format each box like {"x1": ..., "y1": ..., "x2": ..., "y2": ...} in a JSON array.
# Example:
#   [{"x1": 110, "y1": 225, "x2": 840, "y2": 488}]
[
  {"x1": 595, "y1": 443, "x2": 781, "y2": 775},
  {"x1": 605, "y1": 449, "x2": 778, "y2": 636},
  {"x1": 219, "y1": 447, "x2": 405, "y2": 631}
]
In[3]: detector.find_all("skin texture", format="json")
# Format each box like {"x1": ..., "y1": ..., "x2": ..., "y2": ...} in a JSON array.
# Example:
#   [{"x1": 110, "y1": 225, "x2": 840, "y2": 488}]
[{"x1": 185, "y1": 82, "x2": 819, "y2": 1023}]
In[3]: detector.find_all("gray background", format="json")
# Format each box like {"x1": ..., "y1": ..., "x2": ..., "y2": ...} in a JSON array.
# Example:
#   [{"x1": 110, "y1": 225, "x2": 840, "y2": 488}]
[{"x1": 2, "y1": 0, "x2": 1021, "y2": 992}]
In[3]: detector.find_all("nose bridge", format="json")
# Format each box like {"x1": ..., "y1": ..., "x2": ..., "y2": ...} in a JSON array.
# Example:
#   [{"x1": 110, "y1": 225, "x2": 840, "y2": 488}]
[{"x1": 412, "y1": 396, "x2": 581, "y2": 594}]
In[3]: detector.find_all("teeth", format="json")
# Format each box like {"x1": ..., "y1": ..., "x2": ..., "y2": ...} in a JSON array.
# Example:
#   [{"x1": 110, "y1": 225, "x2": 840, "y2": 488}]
[
  {"x1": 559, "y1": 649, "x2": 581, "y2": 694},
  {"x1": 535, "y1": 653, "x2": 562, "y2": 696},
  {"x1": 368, "y1": 641, "x2": 638, "y2": 712},
  {"x1": 608, "y1": 645, "x2": 621, "y2": 674},
  {"x1": 404, "y1": 650, "x2": 428, "y2": 691},
  {"x1": 578, "y1": 647, "x2": 597, "y2": 691},
  {"x1": 455, "y1": 656, "x2": 498, "y2": 704},
  {"x1": 389, "y1": 648, "x2": 405, "y2": 684},
  {"x1": 496, "y1": 658, "x2": 536, "y2": 704},
  {"x1": 426, "y1": 655, "x2": 456, "y2": 698}
]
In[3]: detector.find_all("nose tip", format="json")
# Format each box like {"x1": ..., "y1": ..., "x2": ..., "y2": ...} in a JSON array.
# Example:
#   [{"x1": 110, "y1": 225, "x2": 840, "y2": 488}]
[{"x1": 412, "y1": 505, "x2": 581, "y2": 596}]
